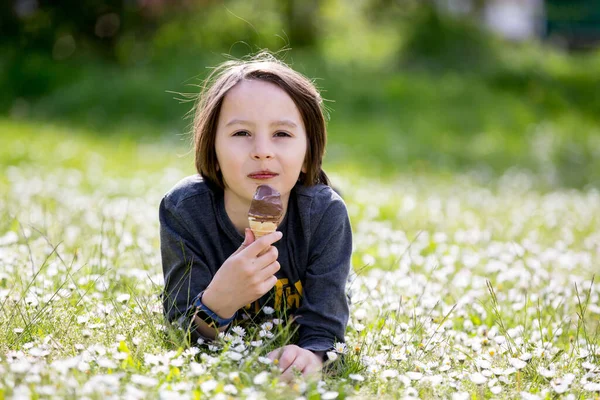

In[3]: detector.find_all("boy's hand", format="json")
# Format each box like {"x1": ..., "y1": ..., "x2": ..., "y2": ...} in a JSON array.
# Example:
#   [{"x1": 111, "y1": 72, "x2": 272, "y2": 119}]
[
  {"x1": 202, "y1": 229, "x2": 281, "y2": 318},
  {"x1": 267, "y1": 345, "x2": 323, "y2": 381}
]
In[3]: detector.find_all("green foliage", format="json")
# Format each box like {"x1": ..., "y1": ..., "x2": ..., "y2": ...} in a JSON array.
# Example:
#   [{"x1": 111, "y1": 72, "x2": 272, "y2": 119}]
[
  {"x1": 3, "y1": 2, "x2": 600, "y2": 188},
  {"x1": 400, "y1": 4, "x2": 501, "y2": 72}
]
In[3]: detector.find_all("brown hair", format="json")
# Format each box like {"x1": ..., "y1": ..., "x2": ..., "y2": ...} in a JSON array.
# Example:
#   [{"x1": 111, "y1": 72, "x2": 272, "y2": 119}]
[{"x1": 193, "y1": 52, "x2": 330, "y2": 190}]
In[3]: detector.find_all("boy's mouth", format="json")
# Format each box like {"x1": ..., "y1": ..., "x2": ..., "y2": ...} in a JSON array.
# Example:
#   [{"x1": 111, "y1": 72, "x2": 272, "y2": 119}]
[{"x1": 248, "y1": 170, "x2": 279, "y2": 180}]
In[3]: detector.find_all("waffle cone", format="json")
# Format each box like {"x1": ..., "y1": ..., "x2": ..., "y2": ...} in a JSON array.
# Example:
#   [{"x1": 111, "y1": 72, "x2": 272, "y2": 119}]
[{"x1": 248, "y1": 217, "x2": 278, "y2": 238}]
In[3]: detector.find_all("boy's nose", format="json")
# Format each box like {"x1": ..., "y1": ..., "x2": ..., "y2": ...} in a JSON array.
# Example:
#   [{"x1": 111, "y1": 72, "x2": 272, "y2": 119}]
[{"x1": 251, "y1": 137, "x2": 274, "y2": 160}]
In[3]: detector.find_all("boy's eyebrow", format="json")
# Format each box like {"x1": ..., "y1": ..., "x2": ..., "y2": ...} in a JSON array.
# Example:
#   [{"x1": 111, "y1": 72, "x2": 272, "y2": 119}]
[
  {"x1": 271, "y1": 119, "x2": 298, "y2": 128},
  {"x1": 225, "y1": 119, "x2": 298, "y2": 128}
]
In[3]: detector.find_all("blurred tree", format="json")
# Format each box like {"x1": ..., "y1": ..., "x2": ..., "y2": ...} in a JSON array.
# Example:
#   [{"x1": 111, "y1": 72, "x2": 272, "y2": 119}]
[
  {"x1": 0, "y1": 0, "x2": 190, "y2": 59},
  {"x1": 282, "y1": 0, "x2": 319, "y2": 48},
  {"x1": 354, "y1": 0, "x2": 497, "y2": 71},
  {"x1": 401, "y1": 2, "x2": 498, "y2": 71},
  {"x1": 0, "y1": 0, "x2": 175, "y2": 107},
  {"x1": 545, "y1": 0, "x2": 600, "y2": 49}
]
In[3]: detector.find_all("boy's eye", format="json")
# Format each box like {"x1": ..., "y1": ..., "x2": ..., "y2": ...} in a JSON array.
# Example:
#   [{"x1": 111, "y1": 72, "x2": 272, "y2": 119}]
[{"x1": 232, "y1": 131, "x2": 291, "y2": 137}]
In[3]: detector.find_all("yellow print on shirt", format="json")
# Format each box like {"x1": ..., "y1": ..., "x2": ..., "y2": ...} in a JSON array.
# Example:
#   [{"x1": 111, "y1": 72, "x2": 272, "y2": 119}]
[{"x1": 244, "y1": 278, "x2": 303, "y2": 313}]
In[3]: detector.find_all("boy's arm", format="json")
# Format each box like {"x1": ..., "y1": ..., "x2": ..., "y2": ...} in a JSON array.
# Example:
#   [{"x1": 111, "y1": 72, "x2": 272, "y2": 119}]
[
  {"x1": 161, "y1": 196, "x2": 281, "y2": 341},
  {"x1": 295, "y1": 195, "x2": 353, "y2": 352},
  {"x1": 191, "y1": 309, "x2": 231, "y2": 339},
  {"x1": 160, "y1": 196, "x2": 220, "y2": 339}
]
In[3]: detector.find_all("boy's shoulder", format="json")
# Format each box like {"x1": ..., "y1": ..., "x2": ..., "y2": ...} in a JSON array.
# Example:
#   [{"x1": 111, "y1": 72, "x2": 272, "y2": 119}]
[
  {"x1": 294, "y1": 183, "x2": 350, "y2": 242},
  {"x1": 295, "y1": 182, "x2": 343, "y2": 199},
  {"x1": 294, "y1": 183, "x2": 346, "y2": 213},
  {"x1": 163, "y1": 175, "x2": 213, "y2": 207}
]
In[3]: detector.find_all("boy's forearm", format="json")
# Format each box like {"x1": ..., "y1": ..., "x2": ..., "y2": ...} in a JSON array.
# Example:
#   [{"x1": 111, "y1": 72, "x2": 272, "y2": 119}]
[
  {"x1": 310, "y1": 350, "x2": 326, "y2": 363},
  {"x1": 192, "y1": 312, "x2": 230, "y2": 339},
  {"x1": 201, "y1": 286, "x2": 239, "y2": 319}
]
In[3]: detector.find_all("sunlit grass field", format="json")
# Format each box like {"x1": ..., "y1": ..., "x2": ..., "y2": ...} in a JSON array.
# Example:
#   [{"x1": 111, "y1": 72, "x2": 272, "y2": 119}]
[{"x1": 0, "y1": 118, "x2": 599, "y2": 399}]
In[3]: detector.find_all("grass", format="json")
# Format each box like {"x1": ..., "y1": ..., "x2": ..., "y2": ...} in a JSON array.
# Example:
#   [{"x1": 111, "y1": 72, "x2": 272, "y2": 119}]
[
  {"x1": 1, "y1": 117, "x2": 599, "y2": 398},
  {"x1": 4, "y1": 38, "x2": 600, "y2": 188}
]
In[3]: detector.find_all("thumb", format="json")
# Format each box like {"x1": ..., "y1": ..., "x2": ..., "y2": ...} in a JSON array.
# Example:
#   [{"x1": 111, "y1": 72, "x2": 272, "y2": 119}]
[
  {"x1": 233, "y1": 228, "x2": 254, "y2": 256},
  {"x1": 244, "y1": 228, "x2": 256, "y2": 245}
]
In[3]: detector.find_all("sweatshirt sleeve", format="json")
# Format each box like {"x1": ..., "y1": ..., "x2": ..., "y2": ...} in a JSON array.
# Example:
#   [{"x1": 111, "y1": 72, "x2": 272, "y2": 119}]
[
  {"x1": 159, "y1": 195, "x2": 212, "y2": 328},
  {"x1": 295, "y1": 193, "x2": 352, "y2": 352}
]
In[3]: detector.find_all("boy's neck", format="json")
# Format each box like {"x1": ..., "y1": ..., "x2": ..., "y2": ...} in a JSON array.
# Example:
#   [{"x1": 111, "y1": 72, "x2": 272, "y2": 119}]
[{"x1": 224, "y1": 190, "x2": 289, "y2": 236}]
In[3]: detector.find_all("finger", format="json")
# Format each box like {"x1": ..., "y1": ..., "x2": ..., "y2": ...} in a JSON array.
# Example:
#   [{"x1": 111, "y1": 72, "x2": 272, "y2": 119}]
[
  {"x1": 256, "y1": 246, "x2": 278, "y2": 267},
  {"x1": 302, "y1": 359, "x2": 322, "y2": 377},
  {"x1": 255, "y1": 261, "x2": 279, "y2": 288},
  {"x1": 258, "y1": 260, "x2": 280, "y2": 277},
  {"x1": 279, "y1": 370, "x2": 294, "y2": 383},
  {"x1": 282, "y1": 358, "x2": 306, "y2": 381},
  {"x1": 267, "y1": 348, "x2": 283, "y2": 361},
  {"x1": 278, "y1": 346, "x2": 298, "y2": 372},
  {"x1": 245, "y1": 231, "x2": 282, "y2": 257},
  {"x1": 258, "y1": 275, "x2": 278, "y2": 294},
  {"x1": 232, "y1": 229, "x2": 255, "y2": 256}
]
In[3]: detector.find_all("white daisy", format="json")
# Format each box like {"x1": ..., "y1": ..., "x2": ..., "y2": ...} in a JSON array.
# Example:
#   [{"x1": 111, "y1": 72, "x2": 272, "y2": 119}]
[
  {"x1": 226, "y1": 352, "x2": 242, "y2": 361},
  {"x1": 490, "y1": 386, "x2": 502, "y2": 395},
  {"x1": 116, "y1": 293, "x2": 130, "y2": 303},
  {"x1": 260, "y1": 322, "x2": 273, "y2": 331},
  {"x1": 189, "y1": 362, "x2": 206, "y2": 376},
  {"x1": 470, "y1": 372, "x2": 487, "y2": 385},
  {"x1": 223, "y1": 384, "x2": 237, "y2": 395},
  {"x1": 550, "y1": 381, "x2": 570, "y2": 394},
  {"x1": 349, "y1": 373, "x2": 364, "y2": 382},
  {"x1": 381, "y1": 369, "x2": 398, "y2": 379},
  {"x1": 509, "y1": 358, "x2": 527, "y2": 370},
  {"x1": 231, "y1": 326, "x2": 246, "y2": 337},
  {"x1": 353, "y1": 323, "x2": 365, "y2": 332},
  {"x1": 232, "y1": 344, "x2": 246, "y2": 353},
  {"x1": 200, "y1": 379, "x2": 218, "y2": 393},
  {"x1": 334, "y1": 343, "x2": 347, "y2": 354},
  {"x1": 538, "y1": 367, "x2": 556, "y2": 378},
  {"x1": 263, "y1": 306, "x2": 275, "y2": 315},
  {"x1": 229, "y1": 372, "x2": 239, "y2": 380},
  {"x1": 406, "y1": 371, "x2": 423, "y2": 381},
  {"x1": 583, "y1": 382, "x2": 600, "y2": 391},
  {"x1": 258, "y1": 356, "x2": 272, "y2": 365},
  {"x1": 230, "y1": 336, "x2": 243, "y2": 345},
  {"x1": 519, "y1": 352, "x2": 533, "y2": 361},
  {"x1": 130, "y1": 374, "x2": 158, "y2": 387},
  {"x1": 253, "y1": 371, "x2": 269, "y2": 385},
  {"x1": 451, "y1": 392, "x2": 470, "y2": 400},
  {"x1": 258, "y1": 330, "x2": 273, "y2": 339}
]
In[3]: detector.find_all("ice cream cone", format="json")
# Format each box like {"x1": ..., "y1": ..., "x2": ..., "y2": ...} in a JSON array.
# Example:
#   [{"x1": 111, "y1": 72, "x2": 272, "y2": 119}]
[
  {"x1": 248, "y1": 185, "x2": 283, "y2": 238},
  {"x1": 248, "y1": 217, "x2": 278, "y2": 238}
]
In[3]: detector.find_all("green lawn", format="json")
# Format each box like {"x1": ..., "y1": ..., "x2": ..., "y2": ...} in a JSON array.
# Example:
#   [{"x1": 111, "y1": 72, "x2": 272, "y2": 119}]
[
  {"x1": 0, "y1": 118, "x2": 598, "y2": 398},
  {"x1": 5, "y1": 42, "x2": 600, "y2": 188}
]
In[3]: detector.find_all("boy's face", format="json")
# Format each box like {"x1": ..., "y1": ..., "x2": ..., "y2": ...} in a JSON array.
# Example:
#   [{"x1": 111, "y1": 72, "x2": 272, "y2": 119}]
[{"x1": 215, "y1": 79, "x2": 308, "y2": 208}]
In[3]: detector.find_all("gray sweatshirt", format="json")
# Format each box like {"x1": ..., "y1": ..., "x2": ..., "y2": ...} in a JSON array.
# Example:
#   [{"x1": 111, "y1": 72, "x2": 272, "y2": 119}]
[{"x1": 159, "y1": 175, "x2": 352, "y2": 351}]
